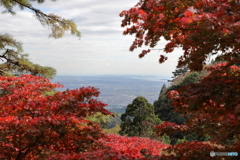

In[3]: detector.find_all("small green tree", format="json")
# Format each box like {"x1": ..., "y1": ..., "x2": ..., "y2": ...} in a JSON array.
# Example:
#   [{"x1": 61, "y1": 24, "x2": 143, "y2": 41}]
[{"x1": 120, "y1": 96, "x2": 161, "y2": 137}]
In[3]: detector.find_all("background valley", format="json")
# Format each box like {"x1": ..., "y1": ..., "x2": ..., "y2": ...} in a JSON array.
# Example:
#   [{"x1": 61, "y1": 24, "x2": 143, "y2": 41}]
[{"x1": 51, "y1": 75, "x2": 169, "y2": 113}]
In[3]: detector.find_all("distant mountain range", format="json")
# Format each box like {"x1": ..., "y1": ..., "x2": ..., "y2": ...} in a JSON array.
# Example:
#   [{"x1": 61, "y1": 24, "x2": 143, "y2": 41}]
[{"x1": 51, "y1": 75, "x2": 170, "y2": 113}]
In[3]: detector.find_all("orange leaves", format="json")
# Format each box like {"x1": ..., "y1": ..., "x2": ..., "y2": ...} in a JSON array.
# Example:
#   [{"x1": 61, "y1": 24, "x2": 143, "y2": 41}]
[{"x1": 164, "y1": 42, "x2": 177, "y2": 53}]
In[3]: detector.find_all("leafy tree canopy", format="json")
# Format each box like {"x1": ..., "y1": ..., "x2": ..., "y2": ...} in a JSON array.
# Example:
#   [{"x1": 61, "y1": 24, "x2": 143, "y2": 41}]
[
  {"x1": 121, "y1": 0, "x2": 240, "y2": 157},
  {"x1": 120, "y1": 96, "x2": 161, "y2": 137},
  {"x1": 156, "y1": 64, "x2": 240, "y2": 158},
  {"x1": 154, "y1": 72, "x2": 209, "y2": 144},
  {"x1": 78, "y1": 134, "x2": 169, "y2": 160},
  {"x1": 120, "y1": 0, "x2": 240, "y2": 71},
  {"x1": 0, "y1": 75, "x2": 112, "y2": 159},
  {"x1": 154, "y1": 72, "x2": 201, "y2": 125}
]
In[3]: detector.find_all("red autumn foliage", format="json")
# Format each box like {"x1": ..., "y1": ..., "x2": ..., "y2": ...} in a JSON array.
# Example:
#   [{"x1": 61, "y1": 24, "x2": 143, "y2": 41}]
[
  {"x1": 168, "y1": 64, "x2": 240, "y2": 142},
  {"x1": 121, "y1": 1, "x2": 240, "y2": 158},
  {"x1": 155, "y1": 122, "x2": 188, "y2": 137},
  {"x1": 161, "y1": 141, "x2": 217, "y2": 160},
  {"x1": 0, "y1": 75, "x2": 112, "y2": 159},
  {"x1": 157, "y1": 63, "x2": 240, "y2": 159},
  {"x1": 120, "y1": 0, "x2": 240, "y2": 71},
  {"x1": 77, "y1": 134, "x2": 169, "y2": 160}
]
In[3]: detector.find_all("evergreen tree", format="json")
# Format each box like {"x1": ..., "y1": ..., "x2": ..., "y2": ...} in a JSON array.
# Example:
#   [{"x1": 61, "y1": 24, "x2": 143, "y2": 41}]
[
  {"x1": 120, "y1": 96, "x2": 161, "y2": 137},
  {"x1": 154, "y1": 72, "x2": 207, "y2": 144},
  {"x1": 172, "y1": 66, "x2": 189, "y2": 78},
  {"x1": 156, "y1": 73, "x2": 201, "y2": 122},
  {"x1": 1, "y1": 0, "x2": 80, "y2": 38},
  {"x1": 0, "y1": 34, "x2": 56, "y2": 78},
  {"x1": 0, "y1": 0, "x2": 80, "y2": 78},
  {"x1": 159, "y1": 83, "x2": 167, "y2": 96},
  {"x1": 154, "y1": 83, "x2": 189, "y2": 125}
]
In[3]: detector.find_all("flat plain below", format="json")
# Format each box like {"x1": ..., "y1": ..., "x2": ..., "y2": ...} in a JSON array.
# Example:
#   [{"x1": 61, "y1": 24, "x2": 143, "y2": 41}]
[{"x1": 51, "y1": 75, "x2": 169, "y2": 113}]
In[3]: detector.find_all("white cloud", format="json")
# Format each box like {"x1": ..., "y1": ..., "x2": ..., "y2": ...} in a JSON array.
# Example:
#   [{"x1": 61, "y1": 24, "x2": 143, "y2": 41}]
[{"x1": 0, "y1": 0, "x2": 181, "y2": 78}]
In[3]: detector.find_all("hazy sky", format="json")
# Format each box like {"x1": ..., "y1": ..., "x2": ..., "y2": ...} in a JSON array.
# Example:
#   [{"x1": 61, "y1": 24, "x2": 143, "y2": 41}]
[{"x1": 0, "y1": 0, "x2": 182, "y2": 78}]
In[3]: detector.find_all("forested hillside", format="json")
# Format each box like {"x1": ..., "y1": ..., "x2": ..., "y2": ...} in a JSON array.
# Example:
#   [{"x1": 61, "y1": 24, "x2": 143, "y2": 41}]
[{"x1": 1, "y1": 0, "x2": 239, "y2": 159}]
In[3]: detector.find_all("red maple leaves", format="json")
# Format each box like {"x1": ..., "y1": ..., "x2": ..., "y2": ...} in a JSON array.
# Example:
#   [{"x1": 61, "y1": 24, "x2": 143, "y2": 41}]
[
  {"x1": 0, "y1": 75, "x2": 172, "y2": 159},
  {"x1": 78, "y1": 134, "x2": 169, "y2": 160},
  {"x1": 121, "y1": 1, "x2": 240, "y2": 156},
  {"x1": 120, "y1": 0, "x2": 240, "y2": 71},
  {"x1": 161, "y1": 63, "x2": 240, "y2": 158},
  {"x1": 0, "y1": 75, "x2": 112, "y2": 159}
]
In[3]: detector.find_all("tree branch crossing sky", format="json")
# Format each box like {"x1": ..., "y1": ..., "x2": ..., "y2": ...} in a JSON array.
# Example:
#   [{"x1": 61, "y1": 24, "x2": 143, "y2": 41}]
[{"x1": 0, "y1": 0, "x2": 182, "y2": 77}]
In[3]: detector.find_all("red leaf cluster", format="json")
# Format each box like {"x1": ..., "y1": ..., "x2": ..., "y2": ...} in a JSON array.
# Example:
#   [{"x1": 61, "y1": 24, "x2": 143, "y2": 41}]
[
  {"x1": 161, "y1": 141, "x2": 216, "y2": 160},
  {"x1": 77, "y1": 134, "x2": 169, "y2": 160},
  {"x1": 163, "y1": 64, "x2": 240, "y2": 158},
  {"x1": 121, "y1": 0, "x2": 240, "y2": 70},
  {"x1": 155, "y1": 122, "x2": 188, "y2": 137},
  {"x1": 0, "y1": 75, "x2": 112, "y2": 159}
]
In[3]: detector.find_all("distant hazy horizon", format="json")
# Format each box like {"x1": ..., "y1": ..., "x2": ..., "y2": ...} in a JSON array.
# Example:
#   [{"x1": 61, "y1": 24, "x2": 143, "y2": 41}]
[
  {"x1": 51, "y1": 75, "x2": 170, "y2": 113},
  {"x1": 54, "y1": 74, "x2": 171, "y2": 81}
]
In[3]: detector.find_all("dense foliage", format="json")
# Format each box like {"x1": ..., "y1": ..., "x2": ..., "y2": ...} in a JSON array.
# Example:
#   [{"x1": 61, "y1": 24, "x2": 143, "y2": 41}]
[
  {"x1": 167, "y1": 63, "x2": 240, "y2": 145},
  {"x1": 0, "y1": 75, "x2": 112, "y2": 159},
  {"x1": 121, "y1": 0, "x2": 240, "y2": 159},
  {"x1": 78, "y1": 134, "x2": 169, "y2": 160},
  {"x1": 154, "y1": 71, "x2": 205, "y2": 124},
  {"x1": 155, "y1": 63, "x2": 240, "y2": 159},
  {"x1": 1, "y1": 0, "x2": 240, "y2": 159},
  {"x1": 154, "y1": 72, "x2": 212, "y2": 144},
  {"x1": 120, "y1": 96, "x2": 161, "y2": 137},
  {"x1": 120, "y1": 0, "x2": 240, "y2": 71}
]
